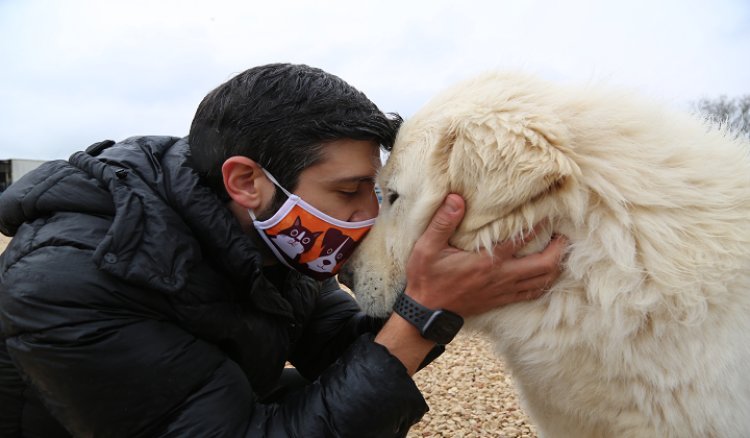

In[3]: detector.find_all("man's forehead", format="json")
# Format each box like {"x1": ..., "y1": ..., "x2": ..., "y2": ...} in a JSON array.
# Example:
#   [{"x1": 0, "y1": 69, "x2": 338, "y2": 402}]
[
  {"x1": 302, "y1": 139, "x2": 381, "y2": 182},
  {"x1": 320, "y1": 162, "x2": 379, "y2": 184},
  {"x1": 317, "y1": 140, "x2": 381, "y2": 166}
]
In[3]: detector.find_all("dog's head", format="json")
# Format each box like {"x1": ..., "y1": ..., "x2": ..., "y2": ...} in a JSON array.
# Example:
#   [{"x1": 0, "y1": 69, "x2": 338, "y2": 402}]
[{"x1": 342, "y1": 72, "x2": 582, "y2": 316}]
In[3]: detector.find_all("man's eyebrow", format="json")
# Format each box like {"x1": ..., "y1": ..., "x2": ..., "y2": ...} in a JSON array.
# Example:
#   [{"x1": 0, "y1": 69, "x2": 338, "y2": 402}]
[{"x1": 328, "y1": 175, "x2": 377, "y2": 184}]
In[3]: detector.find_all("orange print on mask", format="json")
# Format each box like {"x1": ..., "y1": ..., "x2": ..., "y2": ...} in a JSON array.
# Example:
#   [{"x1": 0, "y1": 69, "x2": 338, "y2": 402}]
[{"x1": 253, "y1": 199, "x2": 374, "y2": 280}]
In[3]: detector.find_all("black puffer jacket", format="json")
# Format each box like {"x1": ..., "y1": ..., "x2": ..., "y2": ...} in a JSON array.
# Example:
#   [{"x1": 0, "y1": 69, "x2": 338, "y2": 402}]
[{"x1": 0, "y1": 136, "x2": 427, "y2": 437}]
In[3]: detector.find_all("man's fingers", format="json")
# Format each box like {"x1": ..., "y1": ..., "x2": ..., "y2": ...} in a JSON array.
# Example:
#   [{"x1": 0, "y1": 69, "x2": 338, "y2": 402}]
[
  {"x1": 417, "y1": 194, "x2": 465, "y2": 251},
  {"x1": 492, "y1": 287, "x2": 547, "y2": 307},
  {"x1": 496, "y1": 231, "x2": 568, "y2": 270},
  {"x1": 515, "y1": 220, "x2": 551, "y2": 249},
  {"x1": 541, "y1": 234, "x2": 569, "y2": 265},
  {"x1": 517, "y1": 288, "x2": 548, "y2": 301},
  {"x1": 491, "y1": 220, "x2": 550, "y2": 258},
  {"x1": 513, "y1": 273, "x2": 554, "y2": 293}
]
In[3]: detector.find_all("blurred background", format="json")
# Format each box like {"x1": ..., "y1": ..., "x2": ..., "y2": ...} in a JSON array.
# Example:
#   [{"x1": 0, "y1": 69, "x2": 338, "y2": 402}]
[{"x1": 1, "y1": 0, "x2": 748, "y2": 164}]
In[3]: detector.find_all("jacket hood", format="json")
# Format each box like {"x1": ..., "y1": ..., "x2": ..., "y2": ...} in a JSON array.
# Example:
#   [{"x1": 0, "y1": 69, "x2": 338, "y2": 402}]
[{"x1": 0, "y1": 136, "x2": 262, "y2": 293}]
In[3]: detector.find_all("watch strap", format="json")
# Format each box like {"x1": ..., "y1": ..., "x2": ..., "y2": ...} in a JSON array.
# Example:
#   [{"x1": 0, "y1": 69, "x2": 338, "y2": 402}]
[
  {"x1": 392, "y1": 291, "x2": 432, "y2": 330},
  {"x1": 392, "y1": 291, "x2": 464, "y2": 344}
]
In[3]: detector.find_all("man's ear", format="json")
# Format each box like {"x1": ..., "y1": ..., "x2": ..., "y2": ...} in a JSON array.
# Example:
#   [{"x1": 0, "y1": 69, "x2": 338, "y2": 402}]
[{"x1": 221, "y1": 156, "x2": 272, "y2": 210}]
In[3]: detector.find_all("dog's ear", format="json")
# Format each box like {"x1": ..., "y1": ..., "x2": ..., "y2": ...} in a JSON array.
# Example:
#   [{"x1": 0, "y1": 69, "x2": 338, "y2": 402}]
[{"x1": 433, "y1": 112, "x2": 580, "y2": 227}]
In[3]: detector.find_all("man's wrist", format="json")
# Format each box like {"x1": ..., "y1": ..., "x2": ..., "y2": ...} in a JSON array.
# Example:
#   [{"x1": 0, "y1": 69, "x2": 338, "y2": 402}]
[{"x1": 374, "y1": 314, "x2": 436, "y2": 376}]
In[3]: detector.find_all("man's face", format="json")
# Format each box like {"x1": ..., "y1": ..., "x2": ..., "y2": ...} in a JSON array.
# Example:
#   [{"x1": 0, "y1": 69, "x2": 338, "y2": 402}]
[{"x1": 292, "y1": 139, "x2": 381, "y2": 222}]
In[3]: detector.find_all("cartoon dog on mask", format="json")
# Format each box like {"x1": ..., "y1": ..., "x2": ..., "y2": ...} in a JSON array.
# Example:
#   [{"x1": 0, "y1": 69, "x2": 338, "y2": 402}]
[
  {"x1": 343, "y1": 71, "x2": 750, "y2": 437},
  {"x1": 307, "y1": 228, "x2": 358, "y2": 274}
]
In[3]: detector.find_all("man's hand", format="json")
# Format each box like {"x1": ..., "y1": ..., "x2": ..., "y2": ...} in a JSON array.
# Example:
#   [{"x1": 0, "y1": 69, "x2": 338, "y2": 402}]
[
  {"x1": 404, "y1": 193, "x2": 567, "y2": 317},
  {"x1": 374, "y1": 193, "x2": 566, "y2": 375}
]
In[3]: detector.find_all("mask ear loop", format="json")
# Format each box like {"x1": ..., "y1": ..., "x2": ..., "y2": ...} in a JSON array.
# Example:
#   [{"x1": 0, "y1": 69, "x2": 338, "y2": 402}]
[
  {"x1": 248, "y1": 168, "x2": 291, "y2": 221},
  {"x1": 260, "y1": 168, "x2": 293, "y2": 197}
]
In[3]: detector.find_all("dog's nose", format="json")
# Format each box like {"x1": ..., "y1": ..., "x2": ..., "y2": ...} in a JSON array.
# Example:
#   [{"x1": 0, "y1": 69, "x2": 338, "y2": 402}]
[{"x1": 338, "y1": 263, "x2": 354, "y2": 289}]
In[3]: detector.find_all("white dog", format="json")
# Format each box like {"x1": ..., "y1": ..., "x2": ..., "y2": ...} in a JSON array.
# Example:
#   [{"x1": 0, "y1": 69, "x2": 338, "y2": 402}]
[{"x1": 343, "y1": 72, "x2": 750, "y2": 437}]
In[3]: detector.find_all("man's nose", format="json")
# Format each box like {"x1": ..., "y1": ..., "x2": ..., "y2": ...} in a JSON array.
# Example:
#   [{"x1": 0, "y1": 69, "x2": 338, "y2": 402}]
[{"x1": 349, "y1": 190, "x2": 380, "y2": 222}]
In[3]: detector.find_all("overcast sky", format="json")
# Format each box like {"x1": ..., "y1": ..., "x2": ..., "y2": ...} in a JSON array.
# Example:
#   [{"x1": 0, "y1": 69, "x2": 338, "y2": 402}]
[{"x1": 1, "y1": 0, "x2": 748, "y2": 160}]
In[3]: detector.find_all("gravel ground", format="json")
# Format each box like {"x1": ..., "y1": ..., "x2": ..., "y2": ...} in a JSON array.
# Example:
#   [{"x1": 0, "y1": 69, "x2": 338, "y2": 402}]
[
  {"x1": 0, "y1": 233, "x2": 535, "y2": 437},
  {"x1": 408, "y1": 332, "x2": 537, "y2": 438}
]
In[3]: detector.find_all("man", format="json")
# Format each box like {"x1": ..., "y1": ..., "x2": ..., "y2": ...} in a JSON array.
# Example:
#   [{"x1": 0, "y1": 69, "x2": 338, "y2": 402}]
[{"x1": 0, "y1": 63, "x2": 566, "y2": 437}]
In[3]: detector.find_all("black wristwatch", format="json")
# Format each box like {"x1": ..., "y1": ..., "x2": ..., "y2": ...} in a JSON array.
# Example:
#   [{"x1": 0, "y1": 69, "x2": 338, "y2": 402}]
[{"x1": 392, "y1": 292, "x2": 464, "y2": 345}]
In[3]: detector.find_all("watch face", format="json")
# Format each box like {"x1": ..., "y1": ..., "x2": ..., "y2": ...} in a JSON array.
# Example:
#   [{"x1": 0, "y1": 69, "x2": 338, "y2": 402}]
[{"x1": 422, "y1": 310, "x2": 464, "y2": 344}]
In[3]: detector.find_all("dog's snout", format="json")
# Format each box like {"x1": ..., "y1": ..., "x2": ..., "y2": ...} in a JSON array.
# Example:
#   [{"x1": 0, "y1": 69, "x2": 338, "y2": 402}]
[{"x1": 338, "y1": 263, "x2": 355, "y2": 289}]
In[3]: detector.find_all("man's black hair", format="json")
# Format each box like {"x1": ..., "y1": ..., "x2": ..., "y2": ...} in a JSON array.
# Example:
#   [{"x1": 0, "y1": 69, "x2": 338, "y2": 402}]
[{"x1": 189, "y1": 63, "x2": 401, "y2": 204}]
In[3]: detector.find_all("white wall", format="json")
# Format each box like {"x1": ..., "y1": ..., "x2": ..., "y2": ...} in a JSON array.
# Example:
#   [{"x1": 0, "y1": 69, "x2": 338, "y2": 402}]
[{"x1": 11, "y1": 159, "x2": 46, "y2": 182}]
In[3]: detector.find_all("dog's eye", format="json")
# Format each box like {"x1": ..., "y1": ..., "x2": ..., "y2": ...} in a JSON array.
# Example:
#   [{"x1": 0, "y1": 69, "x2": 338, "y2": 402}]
[{"x1": 387, "y1": 191, "x2": 399, "y2": 205}]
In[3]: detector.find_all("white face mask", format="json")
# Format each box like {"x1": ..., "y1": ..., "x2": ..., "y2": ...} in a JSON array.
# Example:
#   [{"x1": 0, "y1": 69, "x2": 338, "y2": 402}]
[{"x1": 249, "y1": 168, "x2": 376, "y2": 280}]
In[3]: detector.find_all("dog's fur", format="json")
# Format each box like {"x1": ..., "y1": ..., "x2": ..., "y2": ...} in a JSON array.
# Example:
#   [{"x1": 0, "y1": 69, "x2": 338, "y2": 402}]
[{"x1": 343, "y1": 72, "x2": 750, "y2": 437}]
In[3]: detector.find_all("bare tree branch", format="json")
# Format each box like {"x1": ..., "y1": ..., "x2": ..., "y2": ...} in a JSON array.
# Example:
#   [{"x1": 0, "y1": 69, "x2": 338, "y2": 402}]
[{"x1": 692, "y1": 95, "x2": 750, "y2": 139}]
